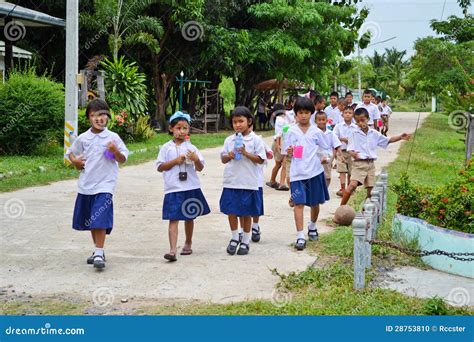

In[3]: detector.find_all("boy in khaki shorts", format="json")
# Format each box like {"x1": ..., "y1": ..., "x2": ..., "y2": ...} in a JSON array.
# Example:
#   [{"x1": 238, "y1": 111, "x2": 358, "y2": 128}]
[
  {"x1": 339, "y1": 108, "x2": 411, "y2": 206},
  {"x1": 333, "y1": 106, "x2": 357, "y2": 196}
]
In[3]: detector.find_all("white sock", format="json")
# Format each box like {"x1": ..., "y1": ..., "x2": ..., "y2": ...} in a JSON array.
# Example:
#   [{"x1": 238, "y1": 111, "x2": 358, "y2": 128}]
[
  {"x1": 252, "y1": 222, "x2": 259, "y2": 230},
  {"x1": 94, "y1": 248, "x2": 104, "y2": 257},
  {"x1": 242, "y1": 232, "x2": 251, "y2": 245},
  {"x1": 231, "y1": 230, "x2": 239, "y2": 241},
  {"x1": 308, "y1": 221, "x2": 317, "y2": 231},
  {"x1": 296, "y1": 231, "x2": 305, "y2": 240},
  {"x1": 238, "y1": 227, "x2": 243, "y2": 234}
]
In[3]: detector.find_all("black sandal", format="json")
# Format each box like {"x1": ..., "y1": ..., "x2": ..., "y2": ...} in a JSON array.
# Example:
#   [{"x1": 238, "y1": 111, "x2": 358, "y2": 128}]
[
  {"x1": 308, "y1": 229, "x2": 319, "y2": 241},
  {"x1": 237, "y1": 242, "x2": 250, "y2": 255},
  {"x1": 251, "y1": 226, "x2": 261, "y2": 242},
  {"x1": 93, "y1": 255, "x2": 106, "y2": 269},
  {"x1": 295, "y1": 238, "x2": 306, "y2": 251},
  {"x1": 227, "y1": 239, "x2": 240, "y2": 255},
  {"x1": 164, "y1": 253, "x2": 177, "y2": 262}
]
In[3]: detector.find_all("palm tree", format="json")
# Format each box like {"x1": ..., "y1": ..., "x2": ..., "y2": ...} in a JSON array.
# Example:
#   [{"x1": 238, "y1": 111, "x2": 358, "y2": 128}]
[
  {"x1": 367, "y1": 51, "x2": 387, "y2": 88},
  {"x1": 384, "y1": 47, "x2": 408, "y2": 92}
]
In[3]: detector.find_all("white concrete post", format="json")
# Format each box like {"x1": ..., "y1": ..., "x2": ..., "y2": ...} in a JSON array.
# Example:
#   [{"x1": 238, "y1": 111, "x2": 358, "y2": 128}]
[
  {"x1": 363, "y1": 201, "x2": 375, "y2": 268},
  {"x1": 353, "y1": 214, "x2": 367, "y2": 290}
]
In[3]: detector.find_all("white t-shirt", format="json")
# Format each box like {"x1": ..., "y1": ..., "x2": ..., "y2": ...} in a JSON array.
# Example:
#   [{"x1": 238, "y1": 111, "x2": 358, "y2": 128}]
[
  {"x1": 66, "y1": 128, "x2": 129, "y2": 195},
  {"x1": 333, "y1": 121, "x2": 358, "y2": 150},
  {"x1": 347, "y1": 127, "x2": 390, "y2": 160},
  {"x1": 282, "y1": 124, "x2": 328, "y2": 181},
  {"x1": 274, "y1": 115, "x2": 287, "y2": 140},
  {"x1": 381, "y1": 104, "x2": 392, "y2": 116},
  {"x1": 286, "y1": 110, "x2": 296, "y2": 125},
  {"x1": 221, "y1": 132, "x2": 267, "y2": 190},
  {"x1": 155, "y1": 140, "x2": 205, "y2": 194},
  {"x1": 320, "y1": 129, "x2": 342, "y2": 158},
  {"x1": 355, "y1": 102, "x2": 381, "y2": 125},
  {"x1": 324, "y1": 105, "x2": 343, "y2": 125}
]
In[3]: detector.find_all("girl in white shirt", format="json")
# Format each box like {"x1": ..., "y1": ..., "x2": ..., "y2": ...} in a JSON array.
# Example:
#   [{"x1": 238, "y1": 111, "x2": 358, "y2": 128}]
[
  {"x1": 156, "y1": 112, "x2": 210, "y2": 262},
  {"x1": 282, "y1": 97, "x2": 330, "y2": 251},
  {"x1": 220, "y1": 106, "x2": 267, "y2": 256},
  {"x1": 67, "y1": 99, "x2": 129, "y2": 269}
]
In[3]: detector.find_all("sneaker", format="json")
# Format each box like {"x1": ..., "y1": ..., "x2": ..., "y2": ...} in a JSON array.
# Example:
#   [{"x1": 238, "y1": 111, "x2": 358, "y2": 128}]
[
  {"x1": 226, "y1": 239, "x2": 240, "y2": 255},
  {"x1": 251, "y1": 226, "x2": 261, "y2": 242},
  {"x1": 93, "y1": 255, "x2": 106, "y2": 269},
  {"x1": 87, "y1": 252, "x2": 105, "y2": 265},
  {"x1": 237, "y1": 243, "x2": 250, "y2": 255},
  {"x1": 308, "y1": 228, "x2": 319, "y2": 241}
]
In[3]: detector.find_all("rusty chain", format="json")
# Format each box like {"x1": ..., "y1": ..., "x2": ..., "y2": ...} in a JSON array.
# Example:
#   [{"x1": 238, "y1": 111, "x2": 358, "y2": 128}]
[{"x1": 368, "y1": 239, "x2": 474, "y2": 262}]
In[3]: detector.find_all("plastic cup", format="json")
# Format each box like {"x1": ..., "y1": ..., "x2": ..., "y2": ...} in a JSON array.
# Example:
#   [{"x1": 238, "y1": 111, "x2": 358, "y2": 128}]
[
  {"x1": 103, "y1": 150, "x2": 115, "y2": 160},
  {"x1": 293, "y1": 145, "x2": 303, "y2": 158}
]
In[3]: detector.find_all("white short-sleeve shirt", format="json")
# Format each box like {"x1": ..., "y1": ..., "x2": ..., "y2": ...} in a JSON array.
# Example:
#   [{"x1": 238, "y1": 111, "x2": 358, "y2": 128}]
[
  {"x1": 221, "y1": 132, "x2": 267, "y2": 190},
  {"x1": 274, "y1": 115, "x2": 287, "y2": 140},
  {"x1": 155, "y1": 140, "x2": 205, "y2": 194},
  {"x1": 282, "y1": 125, "x2": 328, "y2": 181},
  {"x1": 320, "y1": 129, "x2": 342, "y2": 157},
  {"x1": 381, "y1": 104, "x2": 392, "y2": 116},
  {"x1": 66, "y1": 128, "x2": 129, "y2": 195},
  {"x1": 333, "y1": 121, "x2": 358, "y2": 150},
  {"x1": 324, "y1": 105, "x2": 343, "y2": 125},
  {"x1": 286, "y1": 110, "x2": 296, "y2": 125},
  {"x1": 347, "y1": 127, "x2": 390, "y2": 160},
  {"x1": 355, "y1": 102, "x2": 381, "y2": 124}
]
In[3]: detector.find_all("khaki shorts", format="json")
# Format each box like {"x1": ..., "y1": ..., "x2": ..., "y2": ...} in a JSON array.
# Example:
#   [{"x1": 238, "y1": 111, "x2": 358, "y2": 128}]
[
  {"x1": 271, "y1": 139, "x2": 284, "y2": 162},
  {"x1": 351, "y1": 160, "x2": 376, "y2": 188},
  {"x1": 336, "y1": 150, "x2": 352, "y2": 174},
  {"x1": 323, "y1": 157, "x2": 334, "y2": 180},
  {"x1": 381, "y1": 115, "x2": 389, "y2": 128}
]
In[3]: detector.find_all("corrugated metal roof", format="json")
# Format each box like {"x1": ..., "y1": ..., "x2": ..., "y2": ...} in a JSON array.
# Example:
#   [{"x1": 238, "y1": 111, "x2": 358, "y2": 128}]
[
  {"x1": 0, "y1": 41, "x2": 32, "y2": 59},
  {"x1": 0, "y1": 2, "x2": 65, "y2": 27}
]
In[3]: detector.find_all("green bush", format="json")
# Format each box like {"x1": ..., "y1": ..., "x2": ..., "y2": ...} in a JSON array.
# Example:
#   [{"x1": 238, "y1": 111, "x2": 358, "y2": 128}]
[
  {"x1": 392, "y1": 162, "x2": 474, "y2": 233},
  {"x1": 0, "y1": 69, "x2": 64, "y2": 155},
  {"x1": 101, "y1": 56, "x2": 148, "y2": 118}
]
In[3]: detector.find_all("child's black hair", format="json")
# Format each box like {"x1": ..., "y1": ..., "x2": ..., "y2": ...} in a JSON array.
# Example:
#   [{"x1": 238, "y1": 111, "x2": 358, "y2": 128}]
[
  {"x1": 351, "y1": 103, "x2": 358, "y2": 110},
  {"x1": 354, "y1": 107, "x2": 369, "y2": 119},
  {"x1": 330, "y1": 91, "x2": 339, "y2": 98},
  {"x1": 314, "y1": 95, "x2": 325, "y2": 105},
  {"x1": 230, "y1": 106, "x2": 254, "y2": 127},
  {"x1": 345, "y1": 91, "x2": 353, "y2": 97},
  {"x1": 344, "y1": 105, "x2": 354, "y2": 112},
  {"x1": 86, "y1": 99, "x2": 111, "y2": 118},
  {"x1": 363, "y1": 89, "x2": 372, "y2": 96},
  {"x1": 168, "y1": 110, "x2": 190, "y2": 136},
  {"x1": 375, "y1": 96, "x2": 382, "y2": 103},
  {"x1": 272, "y1": 103, "x2": 286, "y2": 117},
  {"x1": 315, "y1": 111, "x2": 327, "y2": 118},
  {"x1": 294, "y1": 97, "x2": 315, "y2": 114},
  {"x1": 308, "y1": 90, "x2": 319, "y2": 99}
]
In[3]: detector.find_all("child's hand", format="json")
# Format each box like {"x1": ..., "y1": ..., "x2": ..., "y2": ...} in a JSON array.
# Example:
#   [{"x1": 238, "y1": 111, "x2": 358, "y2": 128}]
[
  {"x1": 187, "y1": 150, "x2": 199, "y2": 162},
  {"x1": 340, "y1": 137, "x2": 348, "y2": 144},
  {"x1": 339, "y1": 155, "x2": 346, "y2": 163},
  {"x1": 237, "y1": 145, "x2": 246, "y2": 157},
  {"x1": 73, "y1": 155, "x2": 86, "y2": 170},
  {"x1": 349, "y1": 151, "x2": 360, "y2": 160},
  {"x1": 107, "y1": 141, "x2": 118, "y2": 154},
  {"x1": 228, "y1": 151, "x2": 235, "y2": 159},
  {"x1": 321, "y1": 156, "x2": 329, "y2": 164},
  {"x1": 401, "y1": 133, "x2": 411, "y2": 141},
  {"x1": 286, "y1": 146, "x2": 293, "y2": 157},
  {"x1": 175, "y1": 155, "x2": 186, "y2": 165}
]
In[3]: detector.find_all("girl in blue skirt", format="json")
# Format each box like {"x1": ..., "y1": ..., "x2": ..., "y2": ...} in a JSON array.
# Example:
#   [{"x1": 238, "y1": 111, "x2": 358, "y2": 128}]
[
  {"x1": 156, "y1": 111, "x2": 210, "y2": 262},
  {"x1": 220, "y1": 107, "x2": 267, "y2": 255},
  {"x1": 67, "y1": 99, "x2": 129, "y2": 269},
  {"x1": 282, "y1": 97, "x2": 330, "y2": 251}
]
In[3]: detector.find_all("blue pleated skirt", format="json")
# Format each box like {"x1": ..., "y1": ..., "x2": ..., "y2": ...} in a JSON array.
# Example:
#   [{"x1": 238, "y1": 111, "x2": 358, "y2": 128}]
[
  {"x1": 163, "y1": 189, "x2": 211, "y2": 221},
  {"x1": 73, "y1": 193, "x2": 113, "y2": 234},
  {"x1": 220, "y1": 188, "x2": 263, "y2": 217},
  {"x1": 290, "y1": 172, "x2": 330, "y2": 207}
]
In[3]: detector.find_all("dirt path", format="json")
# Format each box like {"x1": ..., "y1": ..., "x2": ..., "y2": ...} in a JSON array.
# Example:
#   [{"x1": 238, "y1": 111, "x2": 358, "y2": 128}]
[{"x1": 0, "y1": 112, "x2": 428, "y2": 307}]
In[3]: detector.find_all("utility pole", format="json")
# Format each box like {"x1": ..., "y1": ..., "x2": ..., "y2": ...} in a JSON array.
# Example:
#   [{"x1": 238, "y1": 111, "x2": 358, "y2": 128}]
[{"x1": 64, "y1": 0, "x2": 79, "y2": 165}]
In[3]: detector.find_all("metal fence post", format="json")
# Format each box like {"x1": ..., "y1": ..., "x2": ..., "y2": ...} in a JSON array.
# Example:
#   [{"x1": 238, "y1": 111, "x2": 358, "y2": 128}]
[{"x1": 352, "y1": 214, "x2": 367, "y2": 290}]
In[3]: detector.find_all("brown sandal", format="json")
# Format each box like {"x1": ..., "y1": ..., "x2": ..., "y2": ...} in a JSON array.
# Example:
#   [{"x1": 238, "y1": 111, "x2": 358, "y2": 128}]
[
  {"x1": 164, "y1": 253, "x2": 177, "y2": 262},
  {"x1": 180, "y1": 248, "x2": 193, "y2": 255}
]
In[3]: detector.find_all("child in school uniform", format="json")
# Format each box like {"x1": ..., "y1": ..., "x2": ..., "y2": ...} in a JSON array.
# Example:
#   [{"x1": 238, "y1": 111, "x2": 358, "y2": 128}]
[
  {"x1": 356, "y1": 89, "x2": 381, "y2": 130},
  {"x1": 267, "y1": 103, "x2": 290, "y2": 191},
  {"x1": 380, "y1": 98, "x2": 392, "y2": 136},
  {"x1": 314, "y1": 111, "x2": 343, "y2": 187},
  {"x1": 67, "y1": 99, "x2": 129, "y2": 269},
  {"x1": 156, "y1": 111, "x2": 210, "y2": 262},
  {"x1": 339, "y1": 108, "x2": 411, "y2": 206},
  {"x1": 220, "y1": 106, "x2": 267, "y2": 255},
  {"x1": 333, "y1": 106, "x2": 358, "y2": 197},
  {"x1": 324, "y1": 91, "x2": 343, "y2": 127},
  {"x1": 310, "y1": 95, "x2": 326, "y2": 126},
  {"x1": 283, "y1": 97, "x2": 330, "y2": 250}
]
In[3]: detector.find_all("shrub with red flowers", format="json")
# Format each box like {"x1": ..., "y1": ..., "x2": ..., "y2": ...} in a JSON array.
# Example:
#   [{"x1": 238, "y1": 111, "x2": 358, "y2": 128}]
[{"x1": 392, "y1": 161, "x2": 473, "y2": 234}]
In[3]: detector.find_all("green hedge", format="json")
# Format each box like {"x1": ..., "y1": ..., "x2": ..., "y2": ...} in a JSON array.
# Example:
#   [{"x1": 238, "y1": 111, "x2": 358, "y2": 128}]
[{"x1": 0, "y1": 69, "x2": 64, "y2": 155}]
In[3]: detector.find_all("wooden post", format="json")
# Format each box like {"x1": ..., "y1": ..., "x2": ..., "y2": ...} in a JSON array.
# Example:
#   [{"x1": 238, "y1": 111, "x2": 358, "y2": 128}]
[
  {"x1": 97, "y1": 71, "x2": 106, "y2": 100},
  {"x1": 352, "y1": 214, "x2": 367, "y2": 290}
]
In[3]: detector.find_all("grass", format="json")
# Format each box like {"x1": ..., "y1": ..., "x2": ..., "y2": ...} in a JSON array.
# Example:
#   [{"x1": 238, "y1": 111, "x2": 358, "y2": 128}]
[
  {"x1": 0, "y1": 132, "x2": 238, "y2": 193},
  {"x1": 392, "y1": 99, "x2": 430, "y2": 112}
]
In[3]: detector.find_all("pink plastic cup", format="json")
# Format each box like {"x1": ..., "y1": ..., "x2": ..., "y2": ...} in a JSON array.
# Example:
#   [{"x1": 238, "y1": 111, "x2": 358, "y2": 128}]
[{"x1": 293, "y1": 145, "x2": 304, "y2": 158}]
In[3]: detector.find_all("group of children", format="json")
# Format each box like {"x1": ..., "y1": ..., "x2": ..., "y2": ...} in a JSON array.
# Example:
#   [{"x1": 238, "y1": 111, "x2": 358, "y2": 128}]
[{"x1": 67, "y1": 91, "x2": 407, "y2": 269}]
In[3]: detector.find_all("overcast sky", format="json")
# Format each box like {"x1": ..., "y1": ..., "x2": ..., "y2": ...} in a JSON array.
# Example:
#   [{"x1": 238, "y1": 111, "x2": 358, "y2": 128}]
[{"x1": 356, "y1": 0, "x2": 470, "y2": 58}]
